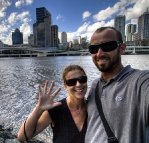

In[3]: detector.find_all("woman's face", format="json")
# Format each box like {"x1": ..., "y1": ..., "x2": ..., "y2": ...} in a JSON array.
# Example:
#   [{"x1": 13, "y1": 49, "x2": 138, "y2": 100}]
[{"x1": 64, "y1": 69, "x2": 87, "y2": 100}]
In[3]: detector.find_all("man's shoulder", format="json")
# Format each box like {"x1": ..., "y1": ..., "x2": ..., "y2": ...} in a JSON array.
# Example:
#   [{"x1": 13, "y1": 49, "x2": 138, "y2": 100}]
[
  {"x1": 131, "y1": 68, "x2": 149, "y2": 79},
  {"x1": 87, "y1": 78, "x2": 100, "y2": 101},
  {"x1": 120, "y1": 65, "x2": 149, "y2": 81},
  {"x1": 91, "y1": 78, "x2": 100, "y2": 86}
]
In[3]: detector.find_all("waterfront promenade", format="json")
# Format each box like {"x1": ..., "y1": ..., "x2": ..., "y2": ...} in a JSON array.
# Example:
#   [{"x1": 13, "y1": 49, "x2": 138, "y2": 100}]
[{"x1": 0, "y1": 46, "x2": 149, "y2": 57}]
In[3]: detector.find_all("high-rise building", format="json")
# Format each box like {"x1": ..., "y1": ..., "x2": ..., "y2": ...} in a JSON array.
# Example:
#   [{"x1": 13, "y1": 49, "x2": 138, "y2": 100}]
[
  {"x1": 28, "y1": 34, "x2": 34, "y2": 47},
  {"x1": 33, "y1": 7, "x2": 52, "y2": 47},
  {"x1": 51, "y1": 25, "x2": 58, "y2": 47},
  {"x1": 12, "y1": 28, "x2": 23, "y2": 45},
  {"x1": 132, "y1": 32, "x2": 139, "y2": 41},
  {"x1": 0, "y1": 40, "x2": 4, "y2": 47},
  {"x1": 138, "y1": 8, "x2": 149, "y2": 40},
  {"x1": 81, "y1": 37, "x2": 87, "y2": 44},
  {"x1": 126, "y1": 24, "x2": 136, "y2": 41},
  {"x1": 61, "y1": 32, "x2": 67, "y2": 43},
  {"x1": 68, "y1": 41, "x2": 73, "y2": 48},
  {"x1": 73, "y1": 39, "x2": 78, "y2": 44},
  {"x1": 78, "y1": 36, "x2": 81, "y2": 44},
  {"x1": 114, "y1": 15, "x2": 126, "y2": 41}
]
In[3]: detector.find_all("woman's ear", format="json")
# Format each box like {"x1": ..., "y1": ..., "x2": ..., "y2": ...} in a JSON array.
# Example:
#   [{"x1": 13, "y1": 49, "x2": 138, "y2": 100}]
[{"x1": 64, "y1": 83, "x2": 67, "y2": 89}]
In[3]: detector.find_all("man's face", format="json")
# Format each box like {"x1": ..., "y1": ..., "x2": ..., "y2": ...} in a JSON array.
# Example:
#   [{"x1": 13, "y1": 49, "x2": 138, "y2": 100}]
[{"x1": 90, "y1": 29, "x2": 122, "y2": 72}]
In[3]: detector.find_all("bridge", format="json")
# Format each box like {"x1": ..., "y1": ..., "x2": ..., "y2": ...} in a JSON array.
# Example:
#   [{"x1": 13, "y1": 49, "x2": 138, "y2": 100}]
[{"x1": 0, "y1": 46, "x2": 149, "y2": 57}]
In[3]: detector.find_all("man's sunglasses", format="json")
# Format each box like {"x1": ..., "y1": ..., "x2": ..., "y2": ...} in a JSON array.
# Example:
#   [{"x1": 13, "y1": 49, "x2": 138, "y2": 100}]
[
  {"x1": 65, "y1": 75, "x2": 87, "y2": 86},
  {"x1": 88, "y1": 41, "x2": 122, "y2": 54}
]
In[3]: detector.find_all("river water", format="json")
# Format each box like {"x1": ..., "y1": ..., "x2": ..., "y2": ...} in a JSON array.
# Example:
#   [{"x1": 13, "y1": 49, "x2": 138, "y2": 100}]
[{"x1": 0, "y1": 55, "x2": 149, "y2": 143}]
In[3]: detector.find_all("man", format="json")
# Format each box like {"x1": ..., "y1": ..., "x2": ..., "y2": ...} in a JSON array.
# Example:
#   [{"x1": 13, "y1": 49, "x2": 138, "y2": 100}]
[{"x1": 85, "y1": 27, "x2": 149, "y2": 143}]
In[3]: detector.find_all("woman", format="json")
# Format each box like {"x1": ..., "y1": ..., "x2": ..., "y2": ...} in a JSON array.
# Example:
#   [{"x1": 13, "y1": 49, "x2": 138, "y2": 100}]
[{"x1": 17, "y1": 64, "x2": 88, "y2": 143}]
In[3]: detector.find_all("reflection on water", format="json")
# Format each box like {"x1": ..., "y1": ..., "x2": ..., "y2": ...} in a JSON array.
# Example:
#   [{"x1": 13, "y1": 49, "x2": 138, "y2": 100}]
[{"x1": 0, "y1": 55, "x2": 149, "y2": 142}]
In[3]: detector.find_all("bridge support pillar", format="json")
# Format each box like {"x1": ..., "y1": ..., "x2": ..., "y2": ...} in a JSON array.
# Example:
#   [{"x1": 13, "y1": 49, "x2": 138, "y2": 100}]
[{"x1": 37, "y1": 52, "x2": 47, "y2": 57}]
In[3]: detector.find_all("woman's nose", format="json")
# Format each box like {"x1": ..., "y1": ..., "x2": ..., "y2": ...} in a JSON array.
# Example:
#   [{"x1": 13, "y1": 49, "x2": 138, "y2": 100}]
[{"x1": 75, "y1": 81, "x2": 81, "y2": 86}]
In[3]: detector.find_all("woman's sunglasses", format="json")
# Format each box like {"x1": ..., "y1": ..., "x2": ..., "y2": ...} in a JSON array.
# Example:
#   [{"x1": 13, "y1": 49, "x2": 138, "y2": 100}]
[
  {"x1": 88, "y1": 41, "x2": 122, "y2": 54},
  {"x1": 65, "y1": 75, "x2": 87, "y2": 86}
]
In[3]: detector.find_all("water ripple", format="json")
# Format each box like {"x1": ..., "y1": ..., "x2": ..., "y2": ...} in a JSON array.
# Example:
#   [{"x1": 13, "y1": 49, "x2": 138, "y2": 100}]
[{"x1": 0, "y1": 55, "x2": 149, "y2": 142}]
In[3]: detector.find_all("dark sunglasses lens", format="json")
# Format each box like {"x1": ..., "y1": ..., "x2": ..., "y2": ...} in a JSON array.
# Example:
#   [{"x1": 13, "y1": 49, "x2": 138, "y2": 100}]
[
  {"x1": 65, "y1": 76, "x2": 87, "y2": 86},
  {"x1": 89, "y1": 41, "x2": 119, "y2": 54},
  {"x1": 65, "y1": 79, "x2": 76, "y2": 86},
  {"x1": 101, "y1": 41, "x2": 118, "y2": 52},
  {"x1": 89, "y1": 45, "x2": 99, "y2": 54},
  {"x1": 79, "y1": 76, "x2": 87, "y2": 84}
]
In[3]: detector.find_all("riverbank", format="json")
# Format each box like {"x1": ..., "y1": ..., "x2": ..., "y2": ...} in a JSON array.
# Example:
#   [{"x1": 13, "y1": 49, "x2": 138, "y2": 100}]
[
  {"x1": 0, "y1": 53, "x2": 149, "y2": 58},
  {"x1": 0, "y1": 125, "x2": 44, "y2": 143}
]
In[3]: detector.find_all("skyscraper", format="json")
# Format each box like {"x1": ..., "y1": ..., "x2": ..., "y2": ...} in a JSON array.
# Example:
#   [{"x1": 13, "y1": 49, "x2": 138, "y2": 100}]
[
  {"x1": 126, "y1": 24, "x2": 136, "y2": 41},
  {"x1": 28, "y1": 34, "x2": 34, "y2": 47},
  {"x1": 138, "y1": 8, "x2": 149, "y2": 40},
  {"x1": 61, "y1": 32, "x2": 67, "y2": 43},
  {"x1": 114, "y1": 15, "x2": 126, "y2": 41},
  {"x1": 33, "y1": 7, "x2": 52, "y2": 47},
  {"x1": 12, "y1": 28, "x2": 23, "y2": 45},
  {"x1": 0, "y1": 40, "x2": 4, "y2": 47},
  {"x1": 78, "y1": 36, "x2": 81, "y2": 44},
  {"x1": 51, "y1": 25, "x2": 58, "y2": 47}
]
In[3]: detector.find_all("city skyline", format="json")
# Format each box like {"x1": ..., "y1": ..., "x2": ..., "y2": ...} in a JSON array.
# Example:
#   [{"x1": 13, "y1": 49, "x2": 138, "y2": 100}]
[{"x1": 0, "y1": 0, "x2": 149, "y2": 45}]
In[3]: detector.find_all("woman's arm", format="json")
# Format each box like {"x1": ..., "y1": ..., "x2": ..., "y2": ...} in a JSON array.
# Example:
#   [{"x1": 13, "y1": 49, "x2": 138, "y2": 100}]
[{"x1": 17, "y1": 80, "x2": 61, "y2": 141}]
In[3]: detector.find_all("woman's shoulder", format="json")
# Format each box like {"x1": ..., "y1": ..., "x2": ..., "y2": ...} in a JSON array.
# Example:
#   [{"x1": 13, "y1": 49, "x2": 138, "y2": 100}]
[
  {"x1": 58, "y1": 97, "x2": 66, "y2": 104},
  {"x1": 48, "y1": 98, "x2": 68, "y2": 119},
  {"x1": 49, "y1": 98, "x2": 67, "y2": 112}
]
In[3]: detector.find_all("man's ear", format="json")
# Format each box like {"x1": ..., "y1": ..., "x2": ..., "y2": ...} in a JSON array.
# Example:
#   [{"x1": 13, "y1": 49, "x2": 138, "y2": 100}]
[{"x1": 120, "y1": 43, "x2": 126, "y2": 55}]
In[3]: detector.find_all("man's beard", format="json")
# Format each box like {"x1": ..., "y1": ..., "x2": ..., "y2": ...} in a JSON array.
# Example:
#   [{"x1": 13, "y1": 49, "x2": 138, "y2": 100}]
[{"x1": 95, "y1": 49, "x2": 121, "y2": 72}]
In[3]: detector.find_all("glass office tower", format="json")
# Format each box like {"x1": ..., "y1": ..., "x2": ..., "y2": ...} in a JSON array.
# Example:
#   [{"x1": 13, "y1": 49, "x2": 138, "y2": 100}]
[
  {"x1": 114, "y1": 15, "x2": 126, "y2": 41},
  {"x1": 33, "y1": 7, "x2": 52, "y2": 47},
  {"x1": 12, "y1": 28, "x2": 23, "y2": 45}
]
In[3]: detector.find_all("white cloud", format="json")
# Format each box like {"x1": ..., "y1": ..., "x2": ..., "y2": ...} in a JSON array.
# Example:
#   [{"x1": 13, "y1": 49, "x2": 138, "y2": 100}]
[
  {"x1": 0, "y1": 21, "x2": 10, "y2": 32},
  {"x1": 82, "y1": 11, "x2": 91, "y2": 20},
  {"x1": 92, "y1": 0, "x2": 136, "y2": 22},
  {"x1": 67, "y1": 32, "x2": 77, "y2": 42},
  {"x1": 65, "y1": 22, "x2": 91, "y2": 42},
  {"x1": 8, "y1": 12, "x2": 18, "y2": 25},
  {"x1": 67, "y1": 0, "x2": 148, "y2": 42},
  {"x1": 119, "y1": 0, "x2": 149, "y2": 21},
  {"x1": 130, "y1": 19, "x2": 138, "y2": 25},
  {"x1": 8, "y1": 11, "x2": 30, "y2": 25},
  {"x1": 22, "y1": 17, "x2": 31, "y2": 23},
  {"x1": 56, "y1": 14, "x2": 63, "y2": 20},
  {"x1": 26, "y1": 0, "x2": 34, "y2": 5},
  {"x1": 3, "y1": 32, "x2": 12, "y2": 45},
  {"x1": 17, "y1": 11, "x2": 30, "y2": 21},
  {"x1": 20, "y1": 22, "x2": 32, "y2": 43},
  {"x1": 15, "y1": 0, "x2": 24, "y2": 8},
  {"x1": 85, "y1": 20, "x2": 114, "y2": 41},
  {"x1": 93, "y1": 6, "x2": 119, "y2": 21},
  {"x1": 77, "y1": 22, "x2": 90, "y2": 33},
  {"x1": 66, "y1": 19, "x2": 115, "y2": 42},
  {"x1": 2, "y1": 10, "x2": 31, "y2": 44},
  {"x1": 104, "y1": 19, "x2": 114, "y2": 27},
  {"x1": 87, "y1": 21, "x2": 106, "y2": 33},
  {"x1": 15, "y1": 0, "x2": 33, "y2": 7},
  {"x1": 0, "y1": 0, "x2": 11, "y2": 18}
]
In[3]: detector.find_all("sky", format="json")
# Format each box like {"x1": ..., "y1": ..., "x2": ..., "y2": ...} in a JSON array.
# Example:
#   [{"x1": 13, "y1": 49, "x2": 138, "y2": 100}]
[{"x1": 0, "y1": 0, "x2": 149, "y2": 45}]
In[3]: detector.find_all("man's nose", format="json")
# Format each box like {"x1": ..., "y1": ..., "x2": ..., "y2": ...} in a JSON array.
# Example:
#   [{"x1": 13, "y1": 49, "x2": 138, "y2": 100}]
[{"x1": 96, "y1": 48, "x2": 104, "y2": 56}]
